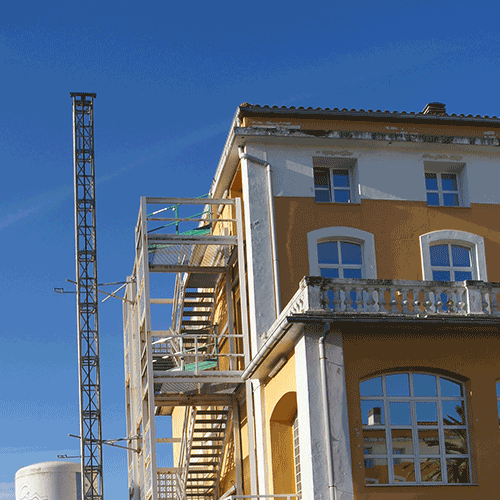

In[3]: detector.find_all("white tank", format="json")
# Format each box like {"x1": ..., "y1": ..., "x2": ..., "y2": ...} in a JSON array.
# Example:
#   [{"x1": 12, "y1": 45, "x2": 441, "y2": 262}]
[{"x1": 15, "y1": 461, "x2": 81, "y2": 500}]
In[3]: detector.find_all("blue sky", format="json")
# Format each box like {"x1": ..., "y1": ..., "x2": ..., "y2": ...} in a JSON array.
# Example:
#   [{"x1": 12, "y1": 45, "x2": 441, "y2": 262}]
[{"x1": 2, "y1": 1, "x2": 500, "y2": 498}]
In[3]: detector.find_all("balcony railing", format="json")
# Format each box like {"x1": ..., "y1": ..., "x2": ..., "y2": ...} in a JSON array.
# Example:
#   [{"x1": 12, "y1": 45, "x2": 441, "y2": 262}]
[
  {"x1": 281, "y1": 277, "x2": 500, "y2": 319},
  {"x1": 226, "y1": 496, "x2": 301, "y2": 500}
]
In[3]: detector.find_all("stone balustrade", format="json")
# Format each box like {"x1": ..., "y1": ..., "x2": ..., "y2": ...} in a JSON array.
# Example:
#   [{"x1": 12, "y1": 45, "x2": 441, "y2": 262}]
[{"x1": 289, "y1": 277, "x2": 500, "y2": 317}]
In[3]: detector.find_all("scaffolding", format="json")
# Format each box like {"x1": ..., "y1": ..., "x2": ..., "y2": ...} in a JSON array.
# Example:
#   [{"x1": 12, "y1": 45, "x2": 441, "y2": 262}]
[{"x1": 123, "y1": 197, "x2": 249, "y2": 500}]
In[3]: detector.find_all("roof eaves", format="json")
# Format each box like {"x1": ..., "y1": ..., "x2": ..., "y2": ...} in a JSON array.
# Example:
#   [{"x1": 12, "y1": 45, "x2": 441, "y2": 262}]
[{"x1": 238, "y1": 104, "x2": 500, "y2": 126}]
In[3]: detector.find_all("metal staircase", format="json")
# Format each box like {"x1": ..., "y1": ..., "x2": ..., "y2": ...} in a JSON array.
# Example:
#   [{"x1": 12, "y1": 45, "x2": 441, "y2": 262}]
[
  {"x1": 124, "y1": 197, "x2": 249, "y2": 500},
  {"x1": 178, "y1": 406, "x2": 231, "y2": 500}
]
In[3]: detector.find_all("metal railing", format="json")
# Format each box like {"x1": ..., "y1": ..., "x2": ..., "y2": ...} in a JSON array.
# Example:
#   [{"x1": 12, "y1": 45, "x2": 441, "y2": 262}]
[
  {"x1": 225, "y1": 496, "x2": 301, "y2": 500},
  {"x1": 152, "y1": 330, "x2": 245, "y2": 374}
]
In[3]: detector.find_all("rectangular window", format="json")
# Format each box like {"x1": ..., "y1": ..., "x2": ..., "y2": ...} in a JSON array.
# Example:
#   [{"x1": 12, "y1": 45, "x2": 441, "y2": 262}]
[
  {"x1": 424, "y1": 162, "x2": 468, "y2": 207},
  {"x1": 313, "y1": 157, "x2": 358, "y2": 203}
]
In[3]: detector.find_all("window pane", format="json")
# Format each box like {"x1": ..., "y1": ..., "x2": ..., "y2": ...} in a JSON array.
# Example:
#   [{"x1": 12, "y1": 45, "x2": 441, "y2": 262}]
[
  {"x1": 497, "y1": 381, "x2": 500, "y2": 397},
  {"x1": 389, "y1": 402, "x2": 411, "y2": 426},
  {"x1": 320, "y1": 268, "x2": 339, "y2": 278},
  {"x1": 315, "y1": 189, "x2": 331, "y2": 203},
  {"x1": 333, "y1": 189, "x2": 351, "y2": 203},
  {"x1": 318, "y1": 242, "x2": 339, "y2": 264},
  {"x1": 418, "y1": 429, "x2": 440, "y2": 455},
  {"x1": 440, "y1": 378, "x2": 463, "y2": 397},
  {"x1": 361, "y1": 401, "x2": 384, "y2": 425},
  {"x1": 363, "y1": 428, "x2": 387, "y2": 454},
  {"x1": 430, "y1": 245, "x2": 450, "y2": 266},
  {"x1": 451, "y1": 245, "x2": 471, "y2": 267},
  {"x1": 314, "y1": 167, "x2": 330, "y2": 187},
  {"x1": 416, "y1": 402, "x2": 437, "y2": 425},
  {"x1": 454, "y1": 271, "x2": 472, "y2": 281},
  {"x1": 386, "y1": 374, "x2": 410, "y2": 397},
  {"x1": 413, "y1": 374, "x2": 437, "y2": 397},
  {"x1": 393, "y1": 459, "x2": 415, "y2": 482},
  {"x1": 340, "y1": 242, "x2": 362, "y2": 265},
  {"x1": 343, "y1": 268, "x2": 362, "y2": 279},
  {"x1": 427, "y1": 192, "x2": 440, "y2": 206},
  {"x1": 332, "y1": 169, "x2": 350, "y2": 187},
  {"x1": 392, "y1": 429, "x2": 413, "y2": 455},
  {"x1": 443, "y1": 193, "x2": 459, "y2": 206},
  {"x1": 365, "y1": 458, "x2": 389, "y2": 485},
  {"x1": 446, "y1": 458, "x2": 470, "y2": 483},
  {"x1": 445, "y1": 429, "x2": 468, "y2": 455},
  {"x1": 432, "y1": 270, "x2": 450, "y2": 281},
  {"x1": 360, "y1": 377, "x2": 383, "y2": 396},
  {"x1": 441, "y1": 173, "x2": 457, "y2": 191},
  {"x1": 420, "y1": 458, "x2": 442, "y2": 482},
  {"x1": 425, "y1": 173, "x2": 438, "y2": 191},
  {"x1": 441, "y1": 400, "x2": 465, "y2": 425}
]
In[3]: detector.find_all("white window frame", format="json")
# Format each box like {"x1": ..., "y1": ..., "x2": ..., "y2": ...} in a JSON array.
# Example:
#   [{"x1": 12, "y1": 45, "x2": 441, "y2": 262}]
[
  {"x1": 360, "y1": 372, "x2": 472, "y2": 485},
  {"x1": 313, "y1": 157, "x2": 360, "y2": 204},
  {"x1": 420, "y1": 230, "x2": 487, "y2": 281},
  {"x1": 424, "y1": 161, "x2": 470, "y2": 208},
  {"x1": 307, "y1": 227, "x2": 377, "y2": 278}
]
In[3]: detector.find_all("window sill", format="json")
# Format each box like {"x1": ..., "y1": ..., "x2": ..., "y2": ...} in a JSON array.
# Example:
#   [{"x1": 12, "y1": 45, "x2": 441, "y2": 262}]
[
  {"x1": 315, "y1": 201, "x2": 361, "y2": 206},
  {"x1": 365, "y1": 483, "x2": 478, "y2": 487},
  {"x1": 426, "y1": 205, "x2": 471, "y2": 209}
]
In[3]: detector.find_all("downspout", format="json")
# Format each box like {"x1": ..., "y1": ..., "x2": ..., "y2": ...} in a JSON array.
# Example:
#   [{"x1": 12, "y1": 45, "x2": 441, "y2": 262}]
[
  {"x1": 319, "y1": 323, "x2": 336, "y2": 500},
  {"x1": 238, "y1": 147, "x2": 281, "y2": 316}
]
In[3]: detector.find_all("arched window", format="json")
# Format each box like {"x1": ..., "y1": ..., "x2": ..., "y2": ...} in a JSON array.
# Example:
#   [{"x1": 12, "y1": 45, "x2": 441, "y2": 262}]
[
  {"x1": 307, "y1": 227, "x2": 377, "y2": 279},
  {"x1": 360, "y1": 372, "x2": 470, "y2": 485},
  {"x1": 420, "y1": 230, "x2": 487, "y2": 281},
  {"x1": 317, "y1": 240, "x2": 363, "y2": 279}
]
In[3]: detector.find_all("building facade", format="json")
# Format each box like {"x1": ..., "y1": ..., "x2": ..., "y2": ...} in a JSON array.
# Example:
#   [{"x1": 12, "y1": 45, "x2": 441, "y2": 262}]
[{"x1": 122, "y1": 102, "x2": 500, "y2": 500}]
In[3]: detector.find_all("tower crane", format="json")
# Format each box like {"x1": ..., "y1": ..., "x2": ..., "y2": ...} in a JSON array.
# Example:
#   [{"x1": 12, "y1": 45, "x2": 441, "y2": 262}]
[{"x1": 70, "y1": 92, "x2": 104, "y2": 500}]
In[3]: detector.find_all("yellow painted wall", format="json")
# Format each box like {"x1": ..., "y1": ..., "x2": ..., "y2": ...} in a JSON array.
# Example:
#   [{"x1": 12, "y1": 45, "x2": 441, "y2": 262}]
[
  {"x1": 341, "y1": 322, "x2": 500, "y2": 500},
  {"x1": 263, "y1": 352, "x2": 297, "y2": 494},
  {"x1": 274, "y1": 198, "x2": 500, "y2": 307}
]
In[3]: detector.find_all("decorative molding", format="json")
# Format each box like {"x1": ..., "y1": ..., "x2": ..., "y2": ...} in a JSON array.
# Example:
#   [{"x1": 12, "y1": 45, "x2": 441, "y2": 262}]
[
  {"x1": 236, "y1": 127, "x2": 500, "y2": 147},
  {"x1": 422, "y1": 154, "x2": 463, "y2": 161},
  {"x1": 314, "y1": 149, "x2": 355, "y2": 156}
]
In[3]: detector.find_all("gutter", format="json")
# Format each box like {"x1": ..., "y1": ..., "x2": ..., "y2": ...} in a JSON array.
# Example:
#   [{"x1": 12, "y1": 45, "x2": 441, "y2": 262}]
[
  {"x1": 319, "y1": 325, "x2": 336, "y2": 500},
  {"x1": 242, "y1": 314, "x2": 293, "y2": 380},
  {"x1": 238, "y1": 147, "x2": 281, "y2": 316}
]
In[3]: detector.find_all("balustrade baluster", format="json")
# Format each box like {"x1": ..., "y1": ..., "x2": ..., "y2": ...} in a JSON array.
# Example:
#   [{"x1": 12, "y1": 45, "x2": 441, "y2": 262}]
[
  {"x1": 355, "y1": 285, "x2": 364, "y2": 311},
  {"x1": 389, "y1": 289, "x2": 398, "y2": 313},
  {"x1": 366, "y1": 287, "x2": 376, "y2": 312},
  {"x1": 490, "y1": 288, "x2": 500, "y2": 315},
  {"x1": 378, "y1": 287, "x2": 388, "y2": 312},
  {"x1": 344, "y1": 286, "x2": 354, "y2": 312},
  {"x1": 411, "y1": 288, "x2": 422, "y2": 314},
  {"x1": 332, "y1": 287, "x2": 342, "y2": 312},
  {"x1": 400, "y1": 288, "x2": 411, "y2": 314},
  {"x1": 422, "y1": 288, "x2": 433, "y2": 314}
]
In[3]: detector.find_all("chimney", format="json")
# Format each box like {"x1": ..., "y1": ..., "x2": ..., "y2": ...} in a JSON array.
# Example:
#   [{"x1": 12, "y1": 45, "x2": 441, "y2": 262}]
[
  {"x1": 422, "y1": 102, "x2": 446, "y2": 116},
  {"x1": 368, "y1": 407, "x2": 382, "y2": 425}
]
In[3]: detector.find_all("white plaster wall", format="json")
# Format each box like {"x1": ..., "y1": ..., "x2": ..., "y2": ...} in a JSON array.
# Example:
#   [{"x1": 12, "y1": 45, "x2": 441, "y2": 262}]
[
  {"x1": 294, "y1": 326, "x2": 354, "y2": 500},
  {"x1": 263, "y1": 144, "x2": 500, "y2": 204},
  {"x1": 240, "y1": 145, "x2": 278, "y2": 348}
]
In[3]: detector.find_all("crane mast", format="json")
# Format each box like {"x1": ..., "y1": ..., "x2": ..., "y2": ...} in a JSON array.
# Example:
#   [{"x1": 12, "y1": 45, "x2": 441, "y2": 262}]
[{"x1": 71, "y1": 92, "x2": 104, "y2": 500}]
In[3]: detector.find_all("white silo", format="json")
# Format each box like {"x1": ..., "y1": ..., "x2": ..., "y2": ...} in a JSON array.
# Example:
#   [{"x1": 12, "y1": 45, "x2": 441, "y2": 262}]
[{"x1": 15, "y1": 461, "x2": 81, "y2": 500}]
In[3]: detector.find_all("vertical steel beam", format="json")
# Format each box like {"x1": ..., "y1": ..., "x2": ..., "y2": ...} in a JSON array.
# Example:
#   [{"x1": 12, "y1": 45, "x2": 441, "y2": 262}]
[{"x1": 71, "y1": 92, "x2": 104, "y2": 500}]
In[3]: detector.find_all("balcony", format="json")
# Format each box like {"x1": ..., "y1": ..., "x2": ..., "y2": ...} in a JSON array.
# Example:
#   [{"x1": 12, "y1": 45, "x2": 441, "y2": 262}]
[
  {"x1": 280, "y1": 276, "x2": 500, "y2": 321},
  {"x1": 245, "y1": 277, "x2": 500, "y2": 381}
]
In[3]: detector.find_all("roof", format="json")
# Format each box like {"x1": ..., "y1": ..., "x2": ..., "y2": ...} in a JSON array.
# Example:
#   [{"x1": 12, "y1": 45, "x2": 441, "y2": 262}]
[{"x1": 238, "y1": 102, "x2": 500, "y2": 125}]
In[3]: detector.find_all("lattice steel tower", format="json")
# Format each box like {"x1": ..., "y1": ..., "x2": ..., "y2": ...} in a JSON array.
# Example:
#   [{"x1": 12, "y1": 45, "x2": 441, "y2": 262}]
[{"x1": 71, "y1": 92, "x2": 104, "y2": 500}]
